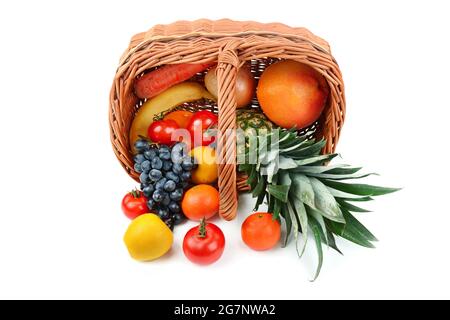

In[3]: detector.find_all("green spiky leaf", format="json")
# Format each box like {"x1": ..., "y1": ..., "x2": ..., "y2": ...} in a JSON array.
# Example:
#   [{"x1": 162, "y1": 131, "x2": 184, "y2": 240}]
[
  {"x1": 309, "y1": 177, "x2": 345, "y2": 223},
  {"x1": 337, "y1": 199, "x2": 371, "y2": 213},
  {"x1": 341, "y1": 208, "x2": 378, "y2": 242},
  {"x1": 252, "y1": 176, "x2": 266, "y2": 198},
  {"x1": 273, "y1": 198, "x2": 281, "y2": 220},
  {"x1": 338, "y1": 196, "x2": 374, "y2": 202},
  {"x1": 290, "y1": 173, "x2": 316, "y2": 208},
  {"x1": 281, "y1": 204, "x2": 292, "y2": 247},
  {"x1": 309, "y1": 215, "x2": 324, "y2": 281},
  {"x1": 325, "y1": 167, "x2": 363, "y2": 175},
  {"x1": 287, "y1": 202, "x2": 300, "y2": 255},
  {"x1": 290, "y1": 196, "x2": 308, "y2": 258},
  {"x1": 326, "y1": 219, "x2": 376, "y2": 248},
  {"x1": 322, "y1": 179, "x2": 401, "y2": 196},
  {"x1": 246, "y1": 165, "x2": 257, "y2": 189},
  {"x1": 307, "y1": 171, "x2": 377, "y2": 180},
  {"x1": 295, "y1": 153, "x2": 338, "y2": 166},
  {"x1": 293, "y1": 164, "x2": 351, "y2": 174},
  {"x1": 254, "y1": 191, "x2": 265, "y2": 211},
  {"x1": 278, "y1": 156, "x2": 298, "y2": 170},
  {"x1": 267, "y1": 184, "x2": 290, "y2": 203},
  {"x1": 306, "y1": 205, "x2": 329, "y2": 245},
  {"x1": 326, "y1": 187, "x2": 377, "y2": 201},
  {"x1": 326, "y1": 229, "x2": 343, "y2": 255}
]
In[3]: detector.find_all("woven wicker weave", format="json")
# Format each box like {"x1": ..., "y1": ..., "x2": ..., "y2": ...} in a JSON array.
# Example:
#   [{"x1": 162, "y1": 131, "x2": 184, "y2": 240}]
[{"x1": 109, "y1": 19, "x2": 346, "y2": 221}]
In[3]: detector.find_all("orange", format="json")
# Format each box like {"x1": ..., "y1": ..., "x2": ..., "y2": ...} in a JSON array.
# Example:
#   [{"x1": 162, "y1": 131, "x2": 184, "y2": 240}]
[
  {"x1": 241, "y1": 212, "x2": 281, "y2": 251},
  {"x1": 181, "y1": 185, "x2": 219, "y2": 221},
  {"x1": 256, "y1": 60, "x2": 329, "y2": 129},
  {"x1": 164, "y1": 110, "x2": 194, "y2": 129}
]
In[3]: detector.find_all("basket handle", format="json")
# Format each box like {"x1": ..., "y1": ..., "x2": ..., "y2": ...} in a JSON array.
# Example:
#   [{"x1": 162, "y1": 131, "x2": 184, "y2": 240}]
[{"x1": 216, "y1": 40, "x2": 241, "y2": 221}]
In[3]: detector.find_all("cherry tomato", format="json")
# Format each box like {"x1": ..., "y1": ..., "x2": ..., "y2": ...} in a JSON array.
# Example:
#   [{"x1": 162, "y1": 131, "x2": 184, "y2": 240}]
[
  {"x1": 163, "y1": 110, "x2": 194, "y2": 129},
  {"x1": 147, "y1": 119, "x2": 179, "y2": 146},
  {"x1": 241, "y1": 212, "x2": 281, "y2": 251},
  {"x1": 187, "y1": 110, "x2": 218, "y2": 147},
  {"x1": 183, "y1": 219, "x2": 225, "y2": 265},
  {"x1": 121, "y1": 190, "x2": 149, "y2": 220}
]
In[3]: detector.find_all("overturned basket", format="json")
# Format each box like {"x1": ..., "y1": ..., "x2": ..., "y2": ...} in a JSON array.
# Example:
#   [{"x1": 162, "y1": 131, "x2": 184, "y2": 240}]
[{"x1": 109, "y1": 19, "x2": 345, "y2": 221}]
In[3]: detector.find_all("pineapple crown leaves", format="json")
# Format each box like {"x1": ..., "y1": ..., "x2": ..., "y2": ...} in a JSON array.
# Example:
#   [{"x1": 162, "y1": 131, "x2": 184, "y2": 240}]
[{"x1": 238, "y1": 128, "x2": 400, "y2": 280}]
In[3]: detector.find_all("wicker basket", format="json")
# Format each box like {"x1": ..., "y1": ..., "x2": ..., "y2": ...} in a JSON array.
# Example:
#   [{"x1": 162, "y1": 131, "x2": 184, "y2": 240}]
[{"x1": 109, "y1": 19, "x2": 346, "y2": 221}]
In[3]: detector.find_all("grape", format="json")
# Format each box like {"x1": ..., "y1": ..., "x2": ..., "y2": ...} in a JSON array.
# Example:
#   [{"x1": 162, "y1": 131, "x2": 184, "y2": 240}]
[
  {"x1": 134, "y1": 139, "x2": 149, "y2": 152},
  {"x1": 159, "y1": 145, "x2": 170, "y2": 153},
  {"x1": 171, "y1": 143, "x2": 185, "y2": 164},
  {"x1": 181, "y1": 157, "x2": 194, "y2": 171},
  {"x1": 133, "y1": 140, "x2": 195, "y2": 231},
  {"x1": 169, "y1": 188, "x2": 183, "y2": 201},
  {"x1": 149, "y1": 169, "x2": 162, "y2": 182},
  {"x1": 147, "y1": 199, "x2": 155, "y2": 209},
  {"x1": 144, "y1": 149, "x2": 157, "y2": 160},
  {"x1": 162, "y1": 160, "x2": 172, "y2": 171},
  {"x1": 179, "y1": 181, "x2": 189, "y2": 189},
  {"x1": 165, "y1": 171, "x2": 180, "y2": 183},
  {"x1": 141, "y1": 160, "x2": 151, "y2": 172},
  {"x1": 139, "y1": 172, "x2": 148, "y2": 184},
  {"x1": 168, "y1": 201, "x2": 180, "y2": 213},
  {"x1": 159, "y1": 150, "x2": 171, "y2": 161},
  {"x1": 171, "y1": 153, "x2": 183, "y2": 164},
  {"x1": 134, "y1": 163, "x2": 142, "y2": 173},
  {"x1": 155, "y1": 177, "x2": 167, "y2": 191},
  {"x1": 172, "y1": 163, "x2": 183, "y2": 174},
  {"x1": 173, "y1": 213, "x2": 185, "y2": 225},
  {"x1": 162, "y1": 194, "x2": 171, "y2": 206},
  {"x1": 143, "y1": 185, "x2": 154, "y2": 198},
  {"x1": 180, "y1": 171, "x2": 191, "y2": 182},
  {"x1": 163, "y1": 180, "x2": 176, "y2": 192},
  {"x1": 134, "y1": 154, "x2": 145, "y2": 164},
  {"x1": 151, "y1": 157, "x2": 163, "y2": 170},
  {"x1": 164, "y1": 218, "x2": 175, "y2": 230},
  {"x1": 152, "y1": 190, "x2": 165, "y2": 202},
  {"x1": 158, "y1": 208, "x2": 170, "y2": 220}
]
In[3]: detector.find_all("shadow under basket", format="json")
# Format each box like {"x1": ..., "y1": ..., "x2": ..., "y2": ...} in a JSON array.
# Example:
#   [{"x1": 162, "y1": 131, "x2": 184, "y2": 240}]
[{"x1": 109, "y1": 19, "x2": 346, "y2": 221}]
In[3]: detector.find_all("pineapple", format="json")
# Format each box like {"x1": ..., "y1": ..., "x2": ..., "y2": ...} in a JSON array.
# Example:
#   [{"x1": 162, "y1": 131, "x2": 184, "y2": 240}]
[
  {"x1": 236, "y1": 108, "x2": 274, "y2": 134},
  {"x1": 236, "y1": 109, "x2": 274, "y2": 161},
  {"x1": 238, "y1": 129, "x2": 399, "y2": 280}
]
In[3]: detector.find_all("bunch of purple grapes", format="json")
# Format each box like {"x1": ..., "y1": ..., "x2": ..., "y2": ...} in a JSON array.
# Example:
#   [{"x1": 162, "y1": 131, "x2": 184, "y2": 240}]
[{"x1": 133, "y1": 139, "x2": 194, "y2": 229}]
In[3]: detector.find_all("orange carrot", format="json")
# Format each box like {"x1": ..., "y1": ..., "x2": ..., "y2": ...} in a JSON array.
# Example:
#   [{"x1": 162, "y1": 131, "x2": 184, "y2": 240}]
[{"x1": 134, "y1": 63, "x2": 214, "y2": 99}]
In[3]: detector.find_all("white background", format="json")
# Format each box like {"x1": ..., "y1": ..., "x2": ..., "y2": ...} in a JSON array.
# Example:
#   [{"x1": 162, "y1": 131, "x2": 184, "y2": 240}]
[{"x1": 0, "y1": 0, "x2": 449, "y2": 300}]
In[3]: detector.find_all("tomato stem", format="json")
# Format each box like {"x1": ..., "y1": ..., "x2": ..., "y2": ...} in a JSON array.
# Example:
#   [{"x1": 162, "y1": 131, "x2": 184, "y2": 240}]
[
  {"x1": 131, "y1": 189, "x2": 140, "y2": 198},
  {"x1": 153, "y1": 111, "x2": 167, "y2": 122},
  {"x1": 198, "y1": 218, "x2": 207, "y2": 238}
]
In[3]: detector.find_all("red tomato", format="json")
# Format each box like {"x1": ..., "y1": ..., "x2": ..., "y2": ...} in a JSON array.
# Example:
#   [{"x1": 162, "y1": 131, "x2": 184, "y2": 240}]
[
  {"x1": 187, "y1": 110, "x2": 218, "y2": 147},
  {"x1": 241, "y1": 212, "x2": 281, "y2": 251},
  {"x1": 147, "y1": 119, "x2": 179, "y2": 145},
  {"x1": 121, "y1": 190, "x2": 149, "y2": 219},
  {"x1": 183, "y1": 219, "x2": 225, "y2": 265}
]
